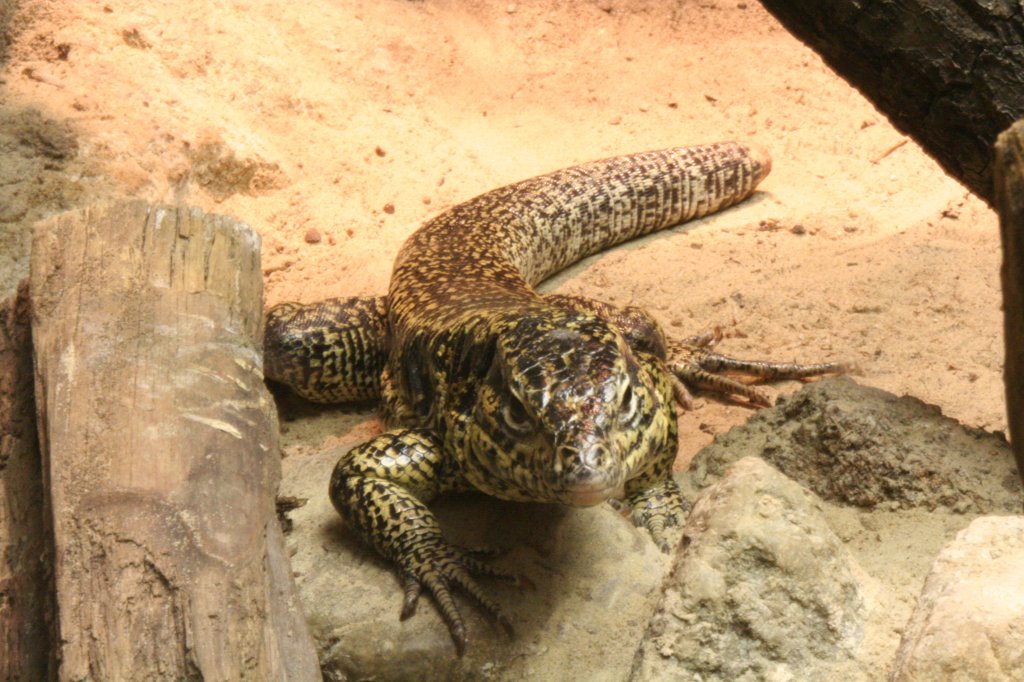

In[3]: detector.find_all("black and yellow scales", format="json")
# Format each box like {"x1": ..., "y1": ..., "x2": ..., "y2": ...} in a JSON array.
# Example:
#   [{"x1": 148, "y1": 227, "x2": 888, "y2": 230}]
[{"x1": 264, "y1": 142, "x2": 845, "y2": 655}]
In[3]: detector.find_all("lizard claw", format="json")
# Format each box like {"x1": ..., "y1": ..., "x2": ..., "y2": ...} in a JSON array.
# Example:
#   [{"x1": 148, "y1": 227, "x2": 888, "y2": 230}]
[
  {"x1": 394, "y1": 533, "x2": 520, "y2": 655},
  {"x1": 400, "y1": 573, "x2": 423, "y2": 620},
  {"x1": 667, "y1": 337, "x2": 852, "y2": 408}
]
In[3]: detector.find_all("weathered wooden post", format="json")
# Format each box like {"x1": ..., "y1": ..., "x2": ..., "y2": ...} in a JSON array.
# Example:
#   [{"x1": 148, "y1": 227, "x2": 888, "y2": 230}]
[
  {"x1": 995, "y1": 121, "x2": 1024, "y2": 492},
  {"x1": 30, "y1": 202, "x2": 321, "y2": 679},
  {"x1": 0, "y1": 280, "x2": 53, "y2": 680},
  {"x1": 757, "y1": 0, "x2": 1024, "y2": 204}
]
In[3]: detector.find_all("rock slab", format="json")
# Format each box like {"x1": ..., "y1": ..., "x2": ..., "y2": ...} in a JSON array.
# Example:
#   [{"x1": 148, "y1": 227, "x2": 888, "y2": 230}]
[
  {"x1": 890, "y1": 515, "x2": 1024, "y2": 682},
  {"x1": 682, "y1": 378, "x2": 1021, "y2": 514},
  {"x1": 632, "y1": 457, "x2": 868, "y2": 681},
  {"x1": 282, "y1": 445, "x2": 669, "y2": 682}
]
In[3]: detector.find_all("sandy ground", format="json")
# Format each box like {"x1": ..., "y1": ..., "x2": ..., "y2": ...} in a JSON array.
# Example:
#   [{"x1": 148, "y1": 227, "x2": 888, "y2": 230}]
[
  {"x1": 0, "y1": 0, "x2": 1008, "y2": 672},
  {"x1": 1, "y1": 1, "x2": 1004, "y2": 461}
]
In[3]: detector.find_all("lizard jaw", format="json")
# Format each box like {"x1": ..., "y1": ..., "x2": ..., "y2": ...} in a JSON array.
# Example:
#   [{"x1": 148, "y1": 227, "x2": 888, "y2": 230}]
[
  {"x1": 559, "y1": 478, "x2": 625, "y2": 507},
  {"x1": 565, "y1": 486, "x2": 618, "y2": 507}
]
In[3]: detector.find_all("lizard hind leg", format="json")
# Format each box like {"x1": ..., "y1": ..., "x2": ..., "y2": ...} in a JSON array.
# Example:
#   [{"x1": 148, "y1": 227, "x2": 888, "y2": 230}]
[
  {"x1": 667, "y1": 333, "x2": 856, "y2": 409},
  {"x1": 329, "y1": 428, "x2": 519, "y2": 656},
  {"x1": 264, "y1": 296, "x2": 389, "y2": 404},
  {"x1": 543, "y1": 294, "x2": 852, "y2": 409}
]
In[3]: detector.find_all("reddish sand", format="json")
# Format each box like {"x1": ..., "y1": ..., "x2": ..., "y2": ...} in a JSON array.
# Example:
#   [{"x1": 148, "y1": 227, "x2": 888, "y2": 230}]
[{"x1": 1, "y1": 0, "x2": 1004, "y2": 468}]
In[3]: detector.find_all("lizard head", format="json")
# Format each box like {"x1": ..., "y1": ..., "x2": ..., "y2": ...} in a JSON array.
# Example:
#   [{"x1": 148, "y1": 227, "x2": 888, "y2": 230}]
[{"x1": 466, "y1": 310, "x2": 672, "y2": 506}]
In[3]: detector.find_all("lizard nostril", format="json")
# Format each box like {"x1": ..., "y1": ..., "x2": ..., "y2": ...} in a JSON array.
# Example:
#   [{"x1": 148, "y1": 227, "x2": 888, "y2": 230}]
[{"x1": 552, "y1": 441, "x2": 616, "y2": 499}]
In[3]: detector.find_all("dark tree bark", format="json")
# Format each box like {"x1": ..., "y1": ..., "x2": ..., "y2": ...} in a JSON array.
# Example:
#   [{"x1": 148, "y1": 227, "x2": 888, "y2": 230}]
[
  {"x1": 995, "y1": 121, "x2": 1024, "y2": 491},
  {"x1": 30, "y1": 202, "x2": 321, "y2": 680},
  {"x1": 0, "y1": 280, "x2": 54, "y2": 681},
  {"x1": 757, "y1": 0, "x2": 1024, "y2": 205}
]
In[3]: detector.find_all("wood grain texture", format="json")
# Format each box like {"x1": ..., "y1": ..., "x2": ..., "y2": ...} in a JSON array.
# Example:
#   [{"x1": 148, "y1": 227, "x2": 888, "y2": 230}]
[
  {"x1": 0, "y1": 280, "x2": 54, "y2": 680},
  {"x1": 995, "y1": 120, "x2": 1024, "y2": 492},
  {"x1": 758, "y1": 0, "x2": 1024, "y2": 204},
  {"x1": 30, "y1": 202, "x2": 320, "y2": 680}
]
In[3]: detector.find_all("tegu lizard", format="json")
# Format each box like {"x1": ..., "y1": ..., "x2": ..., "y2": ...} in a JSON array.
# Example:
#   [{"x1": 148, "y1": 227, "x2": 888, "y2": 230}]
[{"x1": 264, "y1": 143, "x2": 846, "y2": 655}]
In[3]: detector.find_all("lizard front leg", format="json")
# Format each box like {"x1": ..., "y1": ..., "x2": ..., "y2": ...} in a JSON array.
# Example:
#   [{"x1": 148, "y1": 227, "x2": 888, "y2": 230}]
[
  {"x1": 622, "y1": 349, "x2": 687, "y2": 552},
  {"x1": 264, "y1": 296, "x2": 389, "y2": 404},
  {"x1": 329, "y1": 428, "x2": 516, "y2": 656}
]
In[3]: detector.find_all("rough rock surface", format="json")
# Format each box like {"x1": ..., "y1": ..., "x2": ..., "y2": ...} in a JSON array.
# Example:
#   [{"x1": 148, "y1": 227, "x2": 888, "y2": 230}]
[
  {"x1": 631, "y1": 457, "x2": 869, "y2": 682},
  {"x1": 281, "y1": 444, "x2": 669, "y2": 682},
  {"x1": 280, "y1": 379, "x2": 1019, "y2": 679},
  {"x1": 681, "y1": 378, "x2": 1021, "y2": 513},
  {"x1": 889, "y1": 516, "x2": 1024, "y2": 682}
]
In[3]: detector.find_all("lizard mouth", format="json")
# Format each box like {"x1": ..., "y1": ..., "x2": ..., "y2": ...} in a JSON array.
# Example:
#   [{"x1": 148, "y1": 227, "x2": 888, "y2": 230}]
[
  {"x1": 559, "y1": 482, "x2": 622, "y2": 507},
  {"x1": 549, "y1": 437, "x2": 623, "y2": 507},
  {"x1": 566, "y1": 488, "x2": 614, "y2": 507}
]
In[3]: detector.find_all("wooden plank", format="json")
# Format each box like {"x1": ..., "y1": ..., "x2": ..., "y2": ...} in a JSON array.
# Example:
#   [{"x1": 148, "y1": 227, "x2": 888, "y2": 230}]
[
  {"x1": 0, "y1": 279, "x2": 53, "y2": 680},
  {"x1": 30, "y1": 202, "x2": 320, "y2": 680},
  {"x1": 995, "y1": 121, "x2": 1024, "y2": 492},
  {"x1": 758, "y1": 0, "x2": 1024, "y2": 204}
]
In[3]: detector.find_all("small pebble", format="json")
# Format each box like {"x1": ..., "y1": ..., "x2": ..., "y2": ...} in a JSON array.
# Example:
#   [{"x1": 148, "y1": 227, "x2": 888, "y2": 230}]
[
  {"x1": 608, "y1": 116, "x2": 622, "y2": 125},
  {"x1": 303, "y1": 228, "x2": 321, "y2": 244},
  {"x1": 790, "y1": 224, "x2": 806, "y2": 235},
  {"x1": 383, "y1": 203, "x2": 395, "y2": 214},
  {"x1": 374, "y1": 146, "x2": 386, "y2": 157}
]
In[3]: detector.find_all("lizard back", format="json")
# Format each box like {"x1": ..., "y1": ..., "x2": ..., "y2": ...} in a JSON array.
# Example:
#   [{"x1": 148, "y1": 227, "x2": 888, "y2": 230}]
[{"x1": 384, "y1": 142, "x2": 770, "y2": 430}]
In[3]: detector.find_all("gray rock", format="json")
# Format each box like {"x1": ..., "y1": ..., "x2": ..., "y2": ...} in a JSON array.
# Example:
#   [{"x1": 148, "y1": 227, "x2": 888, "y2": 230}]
[
  {"x1": 632, "y1": 457, "x2": 869, "y2": 682},
  {"x1": 281, "y1": 444, "x2": 669, "y2": 681},
  {"x1": 681, "y1": 378, "x2": 1021, "y2": 514},
  {"x1": 889, "y1": 516, "x2": 1024, "y2": 682}
]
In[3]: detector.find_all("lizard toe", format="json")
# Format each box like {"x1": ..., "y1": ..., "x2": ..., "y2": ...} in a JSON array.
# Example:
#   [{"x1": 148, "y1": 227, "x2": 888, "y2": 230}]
[
  {"x1": 667, "y1": 337, "x2": 849, "y2": 407},
  {"x1": 397, "y1": 535, "x2": 520, "y2": 654},
  {"x1": 626, "y1": 479, "x2": 688, "y2": 553}
]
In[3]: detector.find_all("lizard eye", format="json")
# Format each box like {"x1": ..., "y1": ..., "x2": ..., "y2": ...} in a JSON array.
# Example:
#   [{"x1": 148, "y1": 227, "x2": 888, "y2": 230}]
[
  {"x1": 502, "y1": 393, "x2": 532, "y2": 433},
  {"x1": 619, "y1": 384, "x2": 639, "y2": 425}
]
